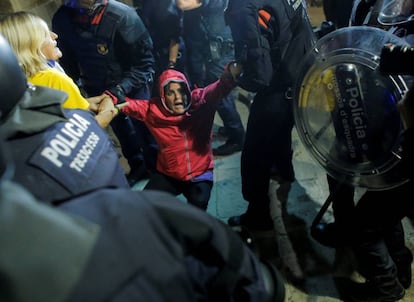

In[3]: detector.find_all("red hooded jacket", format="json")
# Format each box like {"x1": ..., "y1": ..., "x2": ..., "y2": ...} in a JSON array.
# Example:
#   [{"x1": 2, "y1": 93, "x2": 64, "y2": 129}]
[{"x1": 120, "y1": 68, "x2": 236, "y2": 181}]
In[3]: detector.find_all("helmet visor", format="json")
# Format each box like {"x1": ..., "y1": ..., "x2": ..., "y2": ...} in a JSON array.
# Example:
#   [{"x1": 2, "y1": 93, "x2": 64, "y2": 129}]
[{"x1": 378, "y1": 0, "x2": 414, "y2": 25}]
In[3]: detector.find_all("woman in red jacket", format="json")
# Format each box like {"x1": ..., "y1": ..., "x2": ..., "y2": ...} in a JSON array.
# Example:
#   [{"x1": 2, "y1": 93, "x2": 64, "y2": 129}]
[{"x1": 108, "y1": 62, "x2": 242, "y2": 210}]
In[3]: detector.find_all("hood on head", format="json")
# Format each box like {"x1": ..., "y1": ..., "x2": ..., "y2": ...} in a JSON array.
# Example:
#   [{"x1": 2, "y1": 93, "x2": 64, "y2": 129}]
[{"x1": 158, "y1": 69, "x2": 192, "y2": 114}]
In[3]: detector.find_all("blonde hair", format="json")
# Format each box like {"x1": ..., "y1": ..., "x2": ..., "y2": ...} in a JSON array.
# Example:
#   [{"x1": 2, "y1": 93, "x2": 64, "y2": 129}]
[{"x1": 0, "y1": 12, "x2": 50, "y2": 77}]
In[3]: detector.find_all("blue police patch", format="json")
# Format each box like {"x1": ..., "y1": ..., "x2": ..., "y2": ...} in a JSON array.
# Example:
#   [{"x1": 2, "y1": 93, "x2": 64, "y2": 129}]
[{"x1": 29, "y1": 111, "x2": 106, "y2": 193}]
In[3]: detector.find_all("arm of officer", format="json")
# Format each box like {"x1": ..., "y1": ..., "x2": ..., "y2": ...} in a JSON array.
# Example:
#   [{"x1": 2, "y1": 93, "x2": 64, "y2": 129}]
[
  {"x1": 59, "y1": 189, "x2": 277, "y2": 302},
  {"x1": 113, "y1": 8, "x2": 155, "y2": 95}
]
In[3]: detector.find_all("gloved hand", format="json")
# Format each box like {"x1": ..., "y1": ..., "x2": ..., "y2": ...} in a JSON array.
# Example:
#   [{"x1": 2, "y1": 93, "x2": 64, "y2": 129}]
[
  {"x1": 105, "y1": 85, "x2": 126, "y2": 105},
  {"x1": 220, "y1": 61, "x2": 243, "y2": 83}
]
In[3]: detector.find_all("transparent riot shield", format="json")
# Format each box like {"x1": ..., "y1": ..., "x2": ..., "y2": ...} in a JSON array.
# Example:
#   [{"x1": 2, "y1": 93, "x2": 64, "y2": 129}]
[{"x1": 293, "y1": 26, "x2": 411, "y2": 190}]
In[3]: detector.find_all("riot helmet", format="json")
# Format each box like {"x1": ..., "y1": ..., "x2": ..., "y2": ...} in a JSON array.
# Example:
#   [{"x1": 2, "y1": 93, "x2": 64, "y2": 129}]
[
  {"x1": 378, "y1": 0, "x2": 414, "y2": 25},
  {"x1": 0, "y1": 34, "x2": 27, "y2": 121}
]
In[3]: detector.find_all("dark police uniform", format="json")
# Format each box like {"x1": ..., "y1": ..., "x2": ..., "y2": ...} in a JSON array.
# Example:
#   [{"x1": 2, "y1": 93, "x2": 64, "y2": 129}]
[
  {"x1": 322, "y1": 0, "x2": 354, "y2": 28},
  {"x1": 0, "y1": 179, "x2": 284, "y2": 302},
  {"x1": 52, "y1": 0, "x2": 158, "y2": 179},
  {"x1": 60, "y1": 188, "x2": 283, "y2": 302},
  {"x1": 182, "y1": 0, "x2": 246, "y2": 150},
  {"x1": 226, "y1": 0, "x2": 315, "y2": 229},
  {"x1": 140, "y1": 0, "x2": 187, "y2": 95},
  {"x1": 1, "y1": 85, "x2": 128, "y2": 205},
  {"x1": 313, "y1": 1, "x2": 414, "y2": 300}
]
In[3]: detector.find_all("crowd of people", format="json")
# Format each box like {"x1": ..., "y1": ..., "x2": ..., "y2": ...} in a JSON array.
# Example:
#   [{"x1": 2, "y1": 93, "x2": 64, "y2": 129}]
[{"x1": 1, "y1": 0, "x2": 414, "y2": 301}]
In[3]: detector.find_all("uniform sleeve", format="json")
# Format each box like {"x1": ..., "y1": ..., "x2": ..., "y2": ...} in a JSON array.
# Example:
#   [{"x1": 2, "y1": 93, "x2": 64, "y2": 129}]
[
  {"x1": 52, "y1": 7, "x2": 82, "y2": 82},
  {"x1": 182, "y1": 10, "x2": 209, "y2": 87},
  {"x1": 114, "y1": 8, "x2": 155, "y2": 94},
  {"x1": 59, "y1": 189, "x2": 269, "y2": 302},
  {"x1": 224, "y1": 0, "x2": 274, "y2": 92}
]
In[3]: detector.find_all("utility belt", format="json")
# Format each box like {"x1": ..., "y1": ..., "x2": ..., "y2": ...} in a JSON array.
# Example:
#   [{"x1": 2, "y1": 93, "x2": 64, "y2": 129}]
[{"x1": 209, "y1": 36, "x2": 234, "y2": 60}]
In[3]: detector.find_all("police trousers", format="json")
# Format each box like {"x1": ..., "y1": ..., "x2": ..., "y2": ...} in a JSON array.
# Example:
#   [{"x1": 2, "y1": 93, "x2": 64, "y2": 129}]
[
  {"x1": 339, "y1": 181, "x2": 414, "y2": 279},
  {"x1": 241, "y1": 87, "x2": 295, "y2": 216}
]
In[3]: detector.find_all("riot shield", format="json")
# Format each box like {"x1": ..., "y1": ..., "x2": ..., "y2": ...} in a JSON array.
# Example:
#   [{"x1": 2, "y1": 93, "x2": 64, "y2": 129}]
[{"x1": 293, "y1": 26, "x2": 411, "y2": 190}]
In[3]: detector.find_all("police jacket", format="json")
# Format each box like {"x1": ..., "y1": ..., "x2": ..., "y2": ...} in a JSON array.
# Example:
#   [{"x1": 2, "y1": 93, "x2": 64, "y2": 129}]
[
  {"x1": 182, "y1": 0, "x2": 234, "y2": 85},
  {"x1": 60, "y1": 188, "x2": 272, "y2": 302},
  {"x1": 140, "y1": 0, "x2": 182, "y2": 53},
  {"x1": 0, "y1": 180, "x2": 97, "y2": 302},
  {"x1": 0, "y1": 179, "x2": 271, "y2": 302},
  {"x1": 0, "y1": 85, "x2": 129, "y2": 205},
  {"x1": 52, "y1": 0, "x2": 155, "y2": 97},
  {"x1": 115, "y1": 68, "x2": 237, "y2": 181},
  {"x1": 225, "y1": 0, "x2": 315, "y2": 92}
]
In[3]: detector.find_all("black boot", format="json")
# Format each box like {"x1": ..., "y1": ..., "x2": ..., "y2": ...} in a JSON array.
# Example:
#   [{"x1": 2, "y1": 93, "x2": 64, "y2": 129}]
[
  {"x1": 213, "y1": 140, "x2": 243, "y2": 156},
  {"x1": 342, "y1": 273, "x2": 405, "y2": 302},
  {"x1": 394, "y1": 251, "x2": 413, "y2": 289},
  {"x1": 387, "y1": 225, "x2": 413, "y2": 289},
  {"x1": 213, "y1": 125, "x2": 244, "y2": 156},
  {"x1": 228, "y1": 212, "x2": 273, "y2": 231}
]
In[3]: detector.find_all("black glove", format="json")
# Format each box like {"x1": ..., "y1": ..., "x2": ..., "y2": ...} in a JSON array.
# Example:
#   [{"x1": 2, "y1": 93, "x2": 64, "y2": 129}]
[{"x1": 107, "y1": 85, "x2": 126, "y2": 104}]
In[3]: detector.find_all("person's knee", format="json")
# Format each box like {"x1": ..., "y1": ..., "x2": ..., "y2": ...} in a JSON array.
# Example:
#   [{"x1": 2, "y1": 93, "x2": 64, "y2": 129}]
[
  {"x1": 186, "y1": 183, "x2": 212, "y2": 210},
  {"x1": 188, "y1": 193, "x2": 210, "y2": 210}
]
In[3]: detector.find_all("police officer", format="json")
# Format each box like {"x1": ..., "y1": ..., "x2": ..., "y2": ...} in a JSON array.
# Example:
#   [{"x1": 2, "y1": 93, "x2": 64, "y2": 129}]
[
  {"x1": 322, "y1": 0, "x2": 354, "y2": 28},
  {"x1": 176, "y1": 0, "x2": 246, "y2": 156},
  {"x1": 0, "y1": 34, "x2": 129, "y2": 206},
  {"x1": 52, "y1": 0, "x2": 158, "y2": 186},
  {"x1": 311, "y1": 1, "x2": 414, "y2": 301},
  {"x1": 0, "y1": 33, "x2": 285, "y2": 302},
  {"x1": 140, "y1": 0, "x2": 187, "y2": 97},
  {"x1": 225, "y1": 0, "x2": 316, "y2": 230}
]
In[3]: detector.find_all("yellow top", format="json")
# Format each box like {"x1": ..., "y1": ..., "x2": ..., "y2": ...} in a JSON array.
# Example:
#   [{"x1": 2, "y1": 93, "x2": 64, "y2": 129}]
[{"x1": 28, "y1": 67, "x2": 89, "y2": 110}]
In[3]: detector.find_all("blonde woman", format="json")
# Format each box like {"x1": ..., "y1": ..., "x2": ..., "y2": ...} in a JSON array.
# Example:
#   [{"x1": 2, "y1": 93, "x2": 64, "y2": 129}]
[{"x1": 0, "y1": 11, "x2": 118, "y2": 127}]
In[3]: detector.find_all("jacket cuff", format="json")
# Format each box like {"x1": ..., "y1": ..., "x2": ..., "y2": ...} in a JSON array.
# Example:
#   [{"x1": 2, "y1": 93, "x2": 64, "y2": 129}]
[{"x1": 104, "y1": 90, "x2": 118, "y2": 105}]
